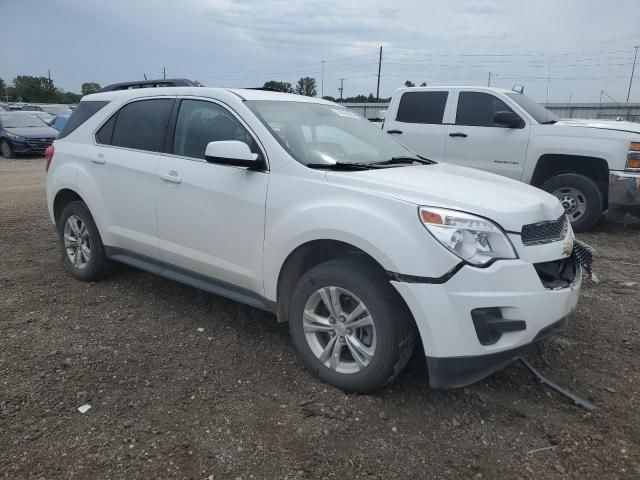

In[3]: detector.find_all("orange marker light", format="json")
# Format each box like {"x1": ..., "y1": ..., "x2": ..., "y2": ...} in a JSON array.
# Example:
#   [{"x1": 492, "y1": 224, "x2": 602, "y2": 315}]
[{"x1": 420, "y1": 209, "x2": 443, "y2": 225}]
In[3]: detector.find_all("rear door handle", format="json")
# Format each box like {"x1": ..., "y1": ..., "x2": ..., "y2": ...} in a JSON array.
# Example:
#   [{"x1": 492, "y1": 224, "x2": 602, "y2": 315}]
[
  {"x1": 387, "y1": 129, "x2": 403, "y2": 134},
  {"x1": 449, "y1": 132, "x2": 468, "y2": 138},
  {"x1": 91, "y1": 153, "x2": 105, "y2": 164},
  {"x1": 160, "y1": 171, "x2": 182, "y2": 184}
]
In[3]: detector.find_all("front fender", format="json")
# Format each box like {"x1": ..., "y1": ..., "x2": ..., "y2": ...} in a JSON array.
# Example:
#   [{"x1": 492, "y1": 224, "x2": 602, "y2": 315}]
[{"x1": 262, "y1": 174, "x2": 460, "y2": 301}]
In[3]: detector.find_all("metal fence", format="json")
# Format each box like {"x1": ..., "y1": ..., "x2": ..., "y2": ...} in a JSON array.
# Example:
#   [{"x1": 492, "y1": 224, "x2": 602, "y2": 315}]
[{"x1": 343, "y1": 102, "x2": 640, "y2": 123}]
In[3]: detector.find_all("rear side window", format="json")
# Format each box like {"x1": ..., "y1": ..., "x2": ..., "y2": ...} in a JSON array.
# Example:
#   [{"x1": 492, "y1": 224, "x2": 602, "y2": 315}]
[
  {"x1": 396, "y1": 91, "x2": 448, "y2": 124},
  {"x1": 455, "y1": 92, "x2": 516, "y2": 127},
  {"x1": 58, "y1": 101, "x2": 109, "y2": 139},
  {"x1": 105, "y1": 99, "x2": 173, "y2": 152}
]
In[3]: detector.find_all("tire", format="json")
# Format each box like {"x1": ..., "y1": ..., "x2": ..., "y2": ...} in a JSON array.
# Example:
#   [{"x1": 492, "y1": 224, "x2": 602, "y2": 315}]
[
  {"x1": 288, "y1": 257, "x2": 417, "y2": 393},
  {"x1": 1, "y1": 140, "x2": 14, "y2": 159},
  {"x1": 541, "y1": 173, "x2": 603, "y2": 232},
  {"x1": 57, "y1": 201, "x2": 114, "y2": 281}
]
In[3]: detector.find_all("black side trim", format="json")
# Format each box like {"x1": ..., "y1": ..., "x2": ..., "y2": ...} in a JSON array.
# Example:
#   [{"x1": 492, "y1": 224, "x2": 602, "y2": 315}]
[
  {"x1": 104, "y1": 247, "x2": 276, "y2": 313},
  {"x1": 387, "y1": 262, "x2": 464, "y2": 284},
  {"x1": 427, "y1": 317, "x2": 569, "y2": 389}
]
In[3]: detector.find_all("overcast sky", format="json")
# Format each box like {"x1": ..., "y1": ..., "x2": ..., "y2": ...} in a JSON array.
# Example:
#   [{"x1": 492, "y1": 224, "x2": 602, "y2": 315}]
[{"x1": 2, "y1": 0, "x2": 640, "y2": 102}]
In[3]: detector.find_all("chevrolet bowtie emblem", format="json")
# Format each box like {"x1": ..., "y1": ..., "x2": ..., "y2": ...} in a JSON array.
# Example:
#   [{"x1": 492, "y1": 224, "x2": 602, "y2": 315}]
[{"x1": 562, "y1": 240, "x2": 573, "y2": 256}]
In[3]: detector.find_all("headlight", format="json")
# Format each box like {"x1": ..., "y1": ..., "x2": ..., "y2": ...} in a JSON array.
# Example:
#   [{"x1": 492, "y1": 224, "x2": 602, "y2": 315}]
[
  {"x1": 419, "y1": 207, "x2": 517, "y2": 266},
  {"x1": 626, "y1": 142, "x2": 640, "y2": 170},
  {"x1": 6, "y1": 132, "x2": 26, "y2": 142}
]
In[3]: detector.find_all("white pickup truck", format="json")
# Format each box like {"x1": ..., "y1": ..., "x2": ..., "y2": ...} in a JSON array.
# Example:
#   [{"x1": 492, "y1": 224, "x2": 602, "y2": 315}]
[{"x1": 383, "y1": 86, "x2": 640, "y2": 231}]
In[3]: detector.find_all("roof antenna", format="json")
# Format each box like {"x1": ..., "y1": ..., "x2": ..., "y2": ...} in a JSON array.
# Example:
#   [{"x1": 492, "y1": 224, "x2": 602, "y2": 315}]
[{"x1": 143, "y1": 73, "x2": 147, "y2": 80}]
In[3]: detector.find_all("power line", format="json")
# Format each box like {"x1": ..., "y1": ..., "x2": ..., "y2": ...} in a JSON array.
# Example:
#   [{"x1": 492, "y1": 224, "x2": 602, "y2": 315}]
[{"x1": 627, "y1": 45, "x2": 639, "y2": 103}]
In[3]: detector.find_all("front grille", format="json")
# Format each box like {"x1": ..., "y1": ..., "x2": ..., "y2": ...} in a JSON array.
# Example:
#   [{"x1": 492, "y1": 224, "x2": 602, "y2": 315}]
[
  {"x1": 521, "y1": 214, "x2": 569, "y2": 246},
  {"x1": 26, "y1": 138, "x2": 54, "y2": 151}
]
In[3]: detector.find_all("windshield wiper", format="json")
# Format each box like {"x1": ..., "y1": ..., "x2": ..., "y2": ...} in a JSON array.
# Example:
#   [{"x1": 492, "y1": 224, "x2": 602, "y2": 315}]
[
  {"x1": 372, "y1": 156, "x2": 434, "y2": 166},
  {"x1": 540, "y1": 120, "x2": 557, "y2": 125},
  {"x1": 306, "y1": 162, "x2": 379, "y2": 171}
]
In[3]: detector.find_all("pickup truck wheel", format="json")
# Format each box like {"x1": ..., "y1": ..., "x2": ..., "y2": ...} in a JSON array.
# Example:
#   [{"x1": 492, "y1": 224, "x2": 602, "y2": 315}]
[
  {"x1": 289, "y1": 257, "x2": 416, "y2": 393},
  {"x1": 541, "y1": 173, "x2": 603, "y2": 232},
  {"x1": 58, "y1": 201, "x2": 114, "y2": 281},
  {"x1": 1, "y1": 140, "x2": 14, "y2": 159}
]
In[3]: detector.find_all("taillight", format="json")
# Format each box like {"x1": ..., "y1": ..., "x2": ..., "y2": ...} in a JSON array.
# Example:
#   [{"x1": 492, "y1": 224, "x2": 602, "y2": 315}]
[{"x1": 45, "y1": 145, "x2": 54, "y2": 172}]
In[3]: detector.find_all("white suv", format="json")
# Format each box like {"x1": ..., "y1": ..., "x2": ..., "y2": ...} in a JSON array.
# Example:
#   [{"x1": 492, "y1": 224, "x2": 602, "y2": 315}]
[{"x1": 46, "y1": 86, "x2": 582, "y2": 392}]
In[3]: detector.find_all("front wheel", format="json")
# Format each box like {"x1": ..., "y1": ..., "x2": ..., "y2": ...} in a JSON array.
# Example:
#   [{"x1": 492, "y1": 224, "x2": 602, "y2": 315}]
[
  {"x1": 541, "y1": 173, "x2": 603, "y2": 232},
  {"x1": 1, "y1": 140, "x2": 14, "y2": 159},
  {"x1": 288, "y1": 257, "x2": 416, "y2": 393}
]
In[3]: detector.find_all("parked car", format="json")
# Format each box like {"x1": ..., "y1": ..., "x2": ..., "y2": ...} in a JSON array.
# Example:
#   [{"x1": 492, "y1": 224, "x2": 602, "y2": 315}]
[
  {"x1": 38, "y1": 104, "x2": 73, "y2": 116},
  {"x1": 14, "y1": 110, "x2": 56, "y2": 124},
  {"x1": 382, "y1": 86, "x2": 640, "y2": 231},
  {"x1": 49, "y1": 114, "x2": 69, "y2": 131},
  {"x1": 46, "y1": 87, "x2": 582, "y2": 392},
  {"x1": 0, "y1": 112, "x2": 58, "y2": 158}
]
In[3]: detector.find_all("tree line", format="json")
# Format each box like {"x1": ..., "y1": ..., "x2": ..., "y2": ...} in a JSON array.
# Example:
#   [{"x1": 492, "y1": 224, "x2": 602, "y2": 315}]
[
  {"x1": 263, "y1": 77, "x2": 427, "y2": 103},
  {"x1": 0, "y1": 76, "x2": 101, "y2": 104}
]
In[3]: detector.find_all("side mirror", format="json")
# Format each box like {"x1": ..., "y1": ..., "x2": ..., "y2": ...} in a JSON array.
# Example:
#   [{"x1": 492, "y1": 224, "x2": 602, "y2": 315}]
[
  {"x1": 494, "y1": 111, "x2": 524, "y2": 129},
  {"x1": 204, "y1": 141, "x2": 261, "y2": 169}
]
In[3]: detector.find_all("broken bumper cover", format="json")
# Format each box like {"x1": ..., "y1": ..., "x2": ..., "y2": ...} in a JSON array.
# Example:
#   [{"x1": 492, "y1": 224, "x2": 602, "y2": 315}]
[
  {"x1": 391, "y1": 259, "x2": 582, "y2": 389},
  {"x1": 608, "y1": 170, "x2": 640, "y2": 215}
]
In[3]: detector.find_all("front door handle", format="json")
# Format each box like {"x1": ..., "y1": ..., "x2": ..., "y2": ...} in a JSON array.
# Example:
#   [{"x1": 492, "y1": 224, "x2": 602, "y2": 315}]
[
  {"x1": 160, "y1": 171, "x2": 182, "y2": 184},
  {"x1": 91, "y1": 153, "x2": 105, "y2": 164},
  {"x1": 449, "y1": 132, "x2": 468, "y2": 138},
  {"x1": 387, "y1": 129, "x2": 403, "y2": 134}
]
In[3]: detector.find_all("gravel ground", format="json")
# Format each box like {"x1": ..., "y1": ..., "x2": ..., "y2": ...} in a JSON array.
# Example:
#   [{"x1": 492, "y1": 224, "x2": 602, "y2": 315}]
[{"x1": 1, "y1": 158, "x2": 639, "y2": 480}]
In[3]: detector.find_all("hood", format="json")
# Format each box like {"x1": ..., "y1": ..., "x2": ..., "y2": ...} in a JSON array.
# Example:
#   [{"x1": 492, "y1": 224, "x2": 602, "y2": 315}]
[
  {"x1": 325, "y1": 163, "x2": 564, "y2": 232},
  {"x1": 4, "y1": 126, "x2": 58, "y2": 138},
  {"x1": 556, "y1": 119, "x2": 640, "y2": 135}
]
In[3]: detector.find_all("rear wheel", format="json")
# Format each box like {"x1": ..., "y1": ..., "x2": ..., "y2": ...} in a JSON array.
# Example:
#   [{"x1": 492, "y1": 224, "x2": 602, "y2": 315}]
[
  {"x1": 1, "y1": 140, "x2": 14, "y2": 159},
  {"x1": 541, "y1": 173, "x2": 603, "y2": 232},
  {"x1": 288, "y1": 257, "x2": 416, "y2": 393},
  {"x1": 58, "y1": 201, "x2": 114, "y2": 281}
]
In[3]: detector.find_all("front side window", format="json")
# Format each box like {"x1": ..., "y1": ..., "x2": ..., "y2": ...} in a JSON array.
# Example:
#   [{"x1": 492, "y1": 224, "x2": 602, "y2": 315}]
[
  {"x1": 101, "y1": 98, "x2": 173, "y2": 152},
  {"x1": 172, "y1": 100, "x2": 257, "y2": 159},
  {"x1": 396, "y1": 91, "x2": 448, "y2": 124},
  {"x1": 246, "y1": 101, "x2": 417, "y2": 165},
  {"x1": 455, "y1": 92, "x2": 519, "y2": 127}
]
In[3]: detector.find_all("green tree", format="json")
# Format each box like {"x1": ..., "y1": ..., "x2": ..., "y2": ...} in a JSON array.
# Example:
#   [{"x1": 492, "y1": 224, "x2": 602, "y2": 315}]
[
  {"x1": 295, "y1": 77, "x2": 317, "y2": 97},
  {"x1": 322, "y1": 95, "x2": 336, "y2": 102},
  {"x1": 420, "y1": 82, "x2": 427, "y2": 87},
  {"x1": 81, "y1": 82, "x2": 101, "y2": 96},
  {"x1": 59, "y1": 91, "x2": 82, "y2": 104},
  {"x1": 12, "y1": 75, "x2": 58, "y2": 102},
  {"x1": 404, "y1": 80, "x2": 415, "y2": 88},
  {"x1": 263, "y1": 80, "x2": 293, "y2": 93}
]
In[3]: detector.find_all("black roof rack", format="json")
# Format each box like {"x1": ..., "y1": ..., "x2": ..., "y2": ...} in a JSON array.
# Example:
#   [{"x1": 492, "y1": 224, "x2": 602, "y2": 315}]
[{"x1": 98, "y1": 78, "x2": 199, "y2": 92}]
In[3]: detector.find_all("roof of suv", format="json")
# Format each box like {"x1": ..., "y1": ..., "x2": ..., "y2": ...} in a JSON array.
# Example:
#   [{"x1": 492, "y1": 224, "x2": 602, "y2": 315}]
[
  {"x1": 397, "y1": 86, "x2": 515, "y2": 94},
  {"x1": 83, "y1": 87, "x2": 336, "y2": 105}
]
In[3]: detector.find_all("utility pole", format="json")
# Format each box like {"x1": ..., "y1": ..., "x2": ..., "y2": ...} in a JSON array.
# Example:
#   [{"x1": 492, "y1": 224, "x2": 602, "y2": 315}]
[
  {"x1": 163, "y1": 67, "x2": 166, "y2": 79},
  {"x1": 545, "y1": 62, "x2": 551, "y2": 106},
  {"x1": 626, "y1": 45, "x2": 639, "y2": 103},
  {"x1": 47, "y1": 69, "x2": 51, "y2": 82},
  {"x1": 338, "y1": 78, "x2": 344, "y2": 101},
  {"x1": 376, "y1": 46, "x2": 382, "y2": 102},
  {"x1": 321, "y1": 60, "x2": 325, "y2": 98},
  {"x1": 487, "y1": 71, "x2": 492, "y2": 87}
]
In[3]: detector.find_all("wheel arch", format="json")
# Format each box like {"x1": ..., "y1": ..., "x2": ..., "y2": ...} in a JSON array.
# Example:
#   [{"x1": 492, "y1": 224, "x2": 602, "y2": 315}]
[
  {"x1": 275, "y1": 239, "x2": 410, "y2": 326},
  {"x1": 53, "y1": 188, "x2": 87, "y2": 225},
  {"x1": 530, "y1": 154, "x2": 609, "y2": 209}
]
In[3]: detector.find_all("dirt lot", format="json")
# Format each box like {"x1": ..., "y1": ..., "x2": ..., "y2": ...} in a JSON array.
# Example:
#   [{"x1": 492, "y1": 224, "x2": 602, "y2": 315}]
[{"x1": 1, "y1": 158, "x2": 639, "y2": 480}]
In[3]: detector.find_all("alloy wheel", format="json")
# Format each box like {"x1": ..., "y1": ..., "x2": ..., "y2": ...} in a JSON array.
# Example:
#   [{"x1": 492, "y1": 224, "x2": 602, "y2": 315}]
[
  {"x1": 302, "y1": 286, "x2": 377, "y2": 374},
  {"x1": 63, "y1": 215, "x2": 91, "y2": 269}
]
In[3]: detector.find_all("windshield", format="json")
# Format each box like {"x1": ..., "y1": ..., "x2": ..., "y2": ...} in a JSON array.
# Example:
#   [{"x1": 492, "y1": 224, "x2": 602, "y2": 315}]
[
  {"x1": 0, "y1": 113, "x2": 48, "y2": 128},
  {"x1": 246, "y1": 101, "x2": 418, "y2": 165},
  {"x1": 505, "y1": 93, "x2": 559, "y2": 124}
]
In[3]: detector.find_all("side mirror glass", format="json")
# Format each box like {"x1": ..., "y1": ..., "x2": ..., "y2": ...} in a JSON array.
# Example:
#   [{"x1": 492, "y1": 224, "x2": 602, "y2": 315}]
[
  {"x1": 494, "y1": 111, "x2": 524, "y2": 129},
  {"x1": 204, "y1": 141, "x2": 261, "y2": 169}
]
